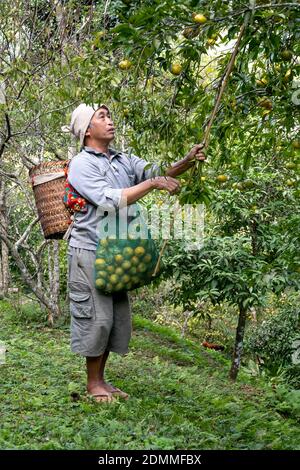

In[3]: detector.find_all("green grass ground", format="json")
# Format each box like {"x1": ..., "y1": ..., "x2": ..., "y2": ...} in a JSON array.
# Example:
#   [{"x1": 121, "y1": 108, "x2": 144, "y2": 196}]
[{"x1": 0, "y1": 300, "x2": 299, "y2": 450}]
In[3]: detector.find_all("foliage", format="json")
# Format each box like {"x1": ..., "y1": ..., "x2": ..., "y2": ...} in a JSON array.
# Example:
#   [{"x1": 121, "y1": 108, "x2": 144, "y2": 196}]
[
  {"x1": 245, "y1": 293, "x2": 300, "y2": 386},
  {"x1": 164, "y1": 237, "x2": 293, "y2": 311},
  {"x1": 1, "y1": 0, "x2": 300, "y2": 377},
  {"x1": 245, "y1": 298, "x2": 299, "y2": 365},
  {"x1": 271, "y1": 386, "x2": 300, "y2": 420}
]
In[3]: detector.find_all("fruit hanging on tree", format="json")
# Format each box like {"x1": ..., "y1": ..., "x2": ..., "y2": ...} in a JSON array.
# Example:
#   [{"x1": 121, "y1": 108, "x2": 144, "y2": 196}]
[
  {"x1": 192, "y1": 13, "x2": 207, "y2": 24},
  {"x1": 118, "y1": 59, "x2": 132, "y2": 70},
  {"x1": 216, "y1": 175, "x2": 229, "y2": 183},
  {"x1": 182, "y1": 27, "x2": 200, "y2": 39},
  {"x1": 170, "y1": 63, "x2": 182, "y2": 76},
  {"x1": 256, "y1": 77, "x2": 268, "y2": 87},
  {"x1": 258, "y1": 96, "x2": 273, "y2": 110},
  {"x1": 281, "y1": 49, "x2": 293, "y2": 61},
  {"x1": 292, "y1": 140, "x2": 300, "y2": 150}
]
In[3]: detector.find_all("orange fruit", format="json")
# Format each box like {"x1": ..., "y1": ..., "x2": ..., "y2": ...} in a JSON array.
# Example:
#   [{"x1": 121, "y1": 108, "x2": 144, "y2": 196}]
[
  {"x1": 122, "y1": 260, "x2": 132, "y2": 270},
  {"x1": 281, "y1": 49, "x2": 293, "y2": 61},
  {"x1": 170, "y1": 63, "x2": 182, "y2": 76},
  {"x1": 115, "y1": 267, "x2": 124, "y2": 275},
  {"x1": 134, "y1": 246, "x2": 146, "y2": 257},
  {"x1": 193, "y1": 13, "x2": 207, "y2": 24},
  {"x1": 131, "y1": 256, "x2": 139, "y2": 266},
  {"x1": 216, "y1": 175, "x2": 229, "y2": 183},
  {"x1": 292, "y1": 140, "x2": 300, "y2": 150},
  {"x1": 114, "y1": 254, "x2": 124, "y2": 264},
  {"x1": 95, "y1": 279, "x2": 106, "y2": 288},
  {"x1": 109, "y1": 274, "x2": 119, "y2": 284},
  {"x1": 95, "y1": 258, "x2": 106, "y2": 268},
  {"x1": 118, "y1": 59, "x2": 132, "y2": 70}
]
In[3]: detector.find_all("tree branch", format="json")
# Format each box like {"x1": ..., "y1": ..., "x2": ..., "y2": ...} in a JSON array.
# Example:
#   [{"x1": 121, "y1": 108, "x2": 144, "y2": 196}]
[
  {"x1": 0, "y1": 113, "x2": 11, "y2": 159},
  {"x1": 15, "y1": 216, "x2": 39, "y2": 250},
  {"x1": 214, "y1": 3, "x2": 300, "y2": 23}
]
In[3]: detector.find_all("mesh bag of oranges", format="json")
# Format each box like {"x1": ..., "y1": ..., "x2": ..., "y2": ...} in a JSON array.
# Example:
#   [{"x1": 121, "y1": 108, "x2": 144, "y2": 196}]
[{"x1": 94, "y1": 204, "x2": 161, "y2": 294}]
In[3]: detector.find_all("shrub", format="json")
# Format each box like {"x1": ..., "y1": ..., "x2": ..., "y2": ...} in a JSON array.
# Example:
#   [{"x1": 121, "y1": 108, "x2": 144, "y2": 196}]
[{"x1": 245, "y1": 295, "x2": 300, "y2": 387}]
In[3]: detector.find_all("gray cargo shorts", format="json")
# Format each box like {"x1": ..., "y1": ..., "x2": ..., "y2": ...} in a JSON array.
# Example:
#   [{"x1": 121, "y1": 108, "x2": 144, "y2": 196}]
[{"x1": 68, "y1": 246, "x2": 132, "y2": 357}]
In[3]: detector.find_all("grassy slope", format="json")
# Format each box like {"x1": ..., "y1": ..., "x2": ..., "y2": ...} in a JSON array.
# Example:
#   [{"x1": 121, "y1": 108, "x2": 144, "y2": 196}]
[{"x1": 0, "y1": 300, "x2": 299, "y2": 450}]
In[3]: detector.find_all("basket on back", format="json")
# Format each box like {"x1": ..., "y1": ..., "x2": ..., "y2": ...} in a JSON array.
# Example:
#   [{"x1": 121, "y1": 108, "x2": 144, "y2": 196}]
[{"x1": 29, "y1": 160, "x2": 70, "y2": 239}]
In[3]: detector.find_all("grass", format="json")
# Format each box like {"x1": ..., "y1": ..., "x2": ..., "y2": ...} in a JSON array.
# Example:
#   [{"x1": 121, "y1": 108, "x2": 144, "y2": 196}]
[{"x1": 0, "y1": 299, "x2": 299, "y2": 450}]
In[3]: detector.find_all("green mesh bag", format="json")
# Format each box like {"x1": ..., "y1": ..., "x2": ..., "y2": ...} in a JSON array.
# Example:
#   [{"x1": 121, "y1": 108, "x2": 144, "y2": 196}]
[{"x1": 94, "y1": 204, "x2": 161, "y2": 294}]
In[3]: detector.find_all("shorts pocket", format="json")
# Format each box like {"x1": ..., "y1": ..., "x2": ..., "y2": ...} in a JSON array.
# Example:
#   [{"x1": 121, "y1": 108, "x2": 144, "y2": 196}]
[{"x1": 69, "y1": 282, "x2": 93, "y2": 319}]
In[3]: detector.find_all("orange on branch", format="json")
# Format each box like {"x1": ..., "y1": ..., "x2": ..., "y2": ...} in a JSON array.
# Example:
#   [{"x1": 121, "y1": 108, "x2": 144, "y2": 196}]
[
  {"x1": 170, "y1": 63, "x2": 182, "y2": 76},
  {"x1": 256, "y1": 77, "x2": 268, "y2": 86},
  {"x1": 118, "y1": 59, "x2": 132, "y2": 70},
  {"x1": 292, "y1": 140, "x2": 300, "y2": 150},
  {"x1": 258, "y1": 97, "x2": 273, "y2": 110},
  {"x1": 192, "y1": 13, "x2": 207, "y2": 24},
  {"x1": 216, "y1": 175, "x2": 229, "y2": 183},
  {"x1": 281, "y1": 49, "x2": 293, "y2": 61}
]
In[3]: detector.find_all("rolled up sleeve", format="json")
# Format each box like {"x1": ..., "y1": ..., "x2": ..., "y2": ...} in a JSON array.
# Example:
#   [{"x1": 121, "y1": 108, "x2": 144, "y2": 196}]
[
  {"x1": 129, "y1": 154, "x2": 161, "y2": 184},
  {"x1": 104, "y1": 187, "x2": 123, "y2": 207},
  {"x1": 68, "y1": 157, "x2": 122, "y2": 210}
]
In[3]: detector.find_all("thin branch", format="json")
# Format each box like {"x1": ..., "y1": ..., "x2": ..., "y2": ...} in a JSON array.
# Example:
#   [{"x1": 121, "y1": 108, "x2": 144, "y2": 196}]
[
  {"x1": 0, "y1": 113, "x2": 12, "y2": 159},
  {"x1": 20, "y1": 101, "x2": 79, "y2": 134},
  {"x1": 213, "y1": 3, "x2": 300, "y2": 23},
  {"x1": 36, "y1": 239, "x2": 51, "y2": 259},
  {"x1": 73, "y1": 16, "x2": 92, "y2": 37},
  {"x1": 26, "y1": 0, "x2": 38, "y2": 57},
  {"x1": 103, "y1": 0, "x2": 112, "y2": 30},
  {"x1": 15, "y1": 216, "x2": 39, "y2": 250},
  {"x1": 0, "y1": 163, "x2": 19, "y2": 179}
]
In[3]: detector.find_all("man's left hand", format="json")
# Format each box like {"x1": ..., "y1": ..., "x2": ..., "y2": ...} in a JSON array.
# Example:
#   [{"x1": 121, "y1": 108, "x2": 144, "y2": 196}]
[{"x1": 185, "y1": 143, "x2": 206, "y2": 163}]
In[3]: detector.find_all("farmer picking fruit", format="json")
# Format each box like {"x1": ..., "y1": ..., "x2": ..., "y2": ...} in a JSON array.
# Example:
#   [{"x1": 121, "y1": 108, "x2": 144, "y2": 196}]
[{"x1": 65, "y1": 103, "x2": 206, "y2": 402}]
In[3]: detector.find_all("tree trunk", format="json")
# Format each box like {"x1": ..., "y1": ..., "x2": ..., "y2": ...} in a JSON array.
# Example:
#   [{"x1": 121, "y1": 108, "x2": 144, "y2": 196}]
[
  {"x1": 48, "y1": 241, "x2": 61, "y2": 323},
  {"x1": 53, "y1": 240, "x2": 60, "y2": 309},
  {"x1": 229, "y1": 305, "x2": 248, "y2": 381},
  {"x1": 0, "y1": 177, "x2": 10, "y2": 298},
  {"x1": 55, "y1": 0, "x2": 78, "y2": 312}
]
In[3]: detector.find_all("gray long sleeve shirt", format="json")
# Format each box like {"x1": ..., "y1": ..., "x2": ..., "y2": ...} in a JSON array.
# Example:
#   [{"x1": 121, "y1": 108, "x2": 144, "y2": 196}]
[{"x1": 67, "y1": 146, "x2": 160, "y2": 250}]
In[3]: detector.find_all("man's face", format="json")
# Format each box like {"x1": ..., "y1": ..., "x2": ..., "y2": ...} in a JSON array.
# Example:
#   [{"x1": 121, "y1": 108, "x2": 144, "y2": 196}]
[{"x1": 85, "y1": 107, "x2": 115, "y2": 143}]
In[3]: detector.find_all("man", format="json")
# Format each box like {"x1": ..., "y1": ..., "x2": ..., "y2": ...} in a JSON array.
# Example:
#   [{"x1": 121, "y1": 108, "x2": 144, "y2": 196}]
[{"x1": 67, "y1": 103, "x2": 205, "y2": 402}]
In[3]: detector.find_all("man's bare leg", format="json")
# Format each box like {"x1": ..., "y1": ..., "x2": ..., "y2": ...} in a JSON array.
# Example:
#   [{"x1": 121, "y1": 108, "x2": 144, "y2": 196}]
[
  {"x1": 86, "y1": 353, "x2": 113, "y2": 402},
  {"x1": 98, "y1": 350, "x2": 129, "y2": 399},
  {"x1": 98, "y1": 349, "x2": 114, "y2": 391}
]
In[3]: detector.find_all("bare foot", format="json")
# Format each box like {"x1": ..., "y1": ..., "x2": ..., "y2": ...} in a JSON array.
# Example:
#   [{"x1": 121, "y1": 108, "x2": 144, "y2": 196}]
[
  {"x1": 103, "y1": 382, "x2": 129, "y2": 400},
  {"x1": 87, "y1": 383, "x2": 115, "y2": 403}
]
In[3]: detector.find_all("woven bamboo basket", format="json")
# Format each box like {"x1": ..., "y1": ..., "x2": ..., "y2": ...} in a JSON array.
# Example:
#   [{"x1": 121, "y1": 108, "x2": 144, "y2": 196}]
[{"x1": 29, "y1": 160, "x2": 70, "y2": 239}]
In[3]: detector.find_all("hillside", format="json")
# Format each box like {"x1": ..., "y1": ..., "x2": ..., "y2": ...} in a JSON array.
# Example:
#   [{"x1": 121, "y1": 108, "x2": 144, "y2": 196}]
[{"x1": 0, "y1": 300, "x2": 299, "y2": 450}]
